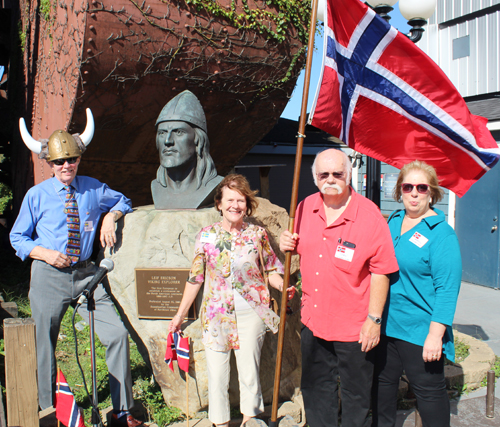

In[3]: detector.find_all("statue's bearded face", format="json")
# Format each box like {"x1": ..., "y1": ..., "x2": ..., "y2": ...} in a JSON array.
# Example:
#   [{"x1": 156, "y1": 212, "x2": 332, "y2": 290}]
[{"x1": 156, "y1": 121, "x2": 197, "y2": 169}]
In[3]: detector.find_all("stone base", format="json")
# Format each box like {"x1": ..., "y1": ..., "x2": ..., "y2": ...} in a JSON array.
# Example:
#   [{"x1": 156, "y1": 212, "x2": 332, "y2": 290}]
[
  {"x1": 105, "y1": 199, "x2": 301, "y2": 414},
  {"x1": 445, "y1": 331, "x2": 496, "y2": 391}
]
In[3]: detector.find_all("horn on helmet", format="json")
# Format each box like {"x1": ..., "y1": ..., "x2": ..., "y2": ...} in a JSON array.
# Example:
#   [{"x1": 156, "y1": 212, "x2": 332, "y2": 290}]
[
  {"x1": 19, "y1": 118, "x2": 42, "y2": 154},
  {"x1": 79, "y1": 108, "x2": 95, "y2": 147}
]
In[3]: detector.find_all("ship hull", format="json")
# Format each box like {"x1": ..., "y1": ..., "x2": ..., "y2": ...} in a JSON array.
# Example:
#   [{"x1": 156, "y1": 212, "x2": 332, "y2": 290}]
[{"x1": 21, "y1": 0, "x2": 309, "y2": 206}]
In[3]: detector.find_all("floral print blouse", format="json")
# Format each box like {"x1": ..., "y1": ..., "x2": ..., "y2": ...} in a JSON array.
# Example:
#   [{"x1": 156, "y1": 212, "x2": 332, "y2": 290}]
[{"x1": 188, "y1": 221, "x2": 284, "y2": 352}]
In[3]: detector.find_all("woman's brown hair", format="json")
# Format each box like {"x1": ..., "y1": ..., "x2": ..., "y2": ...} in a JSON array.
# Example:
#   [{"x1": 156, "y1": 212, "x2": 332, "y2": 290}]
[{"x1": 214, "y1": 173, "x2": 259, "y2": 216}]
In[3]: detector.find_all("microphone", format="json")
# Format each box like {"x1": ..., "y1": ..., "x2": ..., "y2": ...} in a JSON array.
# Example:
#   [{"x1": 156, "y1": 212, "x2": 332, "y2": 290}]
[{"x1": 77, "y1": 258, "x2": 114, "y2": 304}]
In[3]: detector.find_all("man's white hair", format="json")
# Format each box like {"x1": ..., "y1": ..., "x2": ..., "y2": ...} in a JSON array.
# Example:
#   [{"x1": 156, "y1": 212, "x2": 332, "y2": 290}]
[{"x1": 311, "y1": 149, "x2": 352, "y2": 186}]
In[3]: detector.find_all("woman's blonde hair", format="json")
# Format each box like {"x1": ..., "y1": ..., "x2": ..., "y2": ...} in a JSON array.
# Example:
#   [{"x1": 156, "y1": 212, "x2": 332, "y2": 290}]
[{"x1": 393, "y1": 160, "x2": 444, "y2": 207}]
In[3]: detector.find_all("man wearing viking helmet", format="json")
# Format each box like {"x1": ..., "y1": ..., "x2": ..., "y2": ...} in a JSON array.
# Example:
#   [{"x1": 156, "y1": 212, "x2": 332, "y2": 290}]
[
  {"x1": 10, "y1": 110, "x2": 143, "y2": 427},
  {"x1": 152, "y1": 90, "x2": 223, "y2": 209}
]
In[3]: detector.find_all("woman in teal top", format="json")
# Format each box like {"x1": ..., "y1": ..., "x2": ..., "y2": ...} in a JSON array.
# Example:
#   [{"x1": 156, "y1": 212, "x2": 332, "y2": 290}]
[{"x1": 371, "y1": 161, "x2": 462, "y2": 427}]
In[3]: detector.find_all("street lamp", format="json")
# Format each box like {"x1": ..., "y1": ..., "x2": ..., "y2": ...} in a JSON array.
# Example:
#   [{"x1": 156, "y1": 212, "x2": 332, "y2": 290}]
[
  {"x1": 366, "y1": 0, "x2": 437, "y2": 43},
  {"x1": 365, "y1": 0, "x2": 398, "y2": 22},
  {"x1": 363, "y1": 0, "x2": 437, "y2": 206}
]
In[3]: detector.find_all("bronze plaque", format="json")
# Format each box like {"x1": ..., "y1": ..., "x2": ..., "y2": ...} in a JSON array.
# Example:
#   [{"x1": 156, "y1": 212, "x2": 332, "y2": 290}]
[{"x1": 135, "y1": 268, "x2": 196, "y2": 319}]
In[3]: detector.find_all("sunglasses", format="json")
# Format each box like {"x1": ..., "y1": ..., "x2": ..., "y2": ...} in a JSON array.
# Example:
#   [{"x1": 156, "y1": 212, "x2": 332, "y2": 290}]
[
  {"x1": 52, "y1": 157, "x2": 79, "y2": 166},
  {"x1": 317, "y1": 171, "x2": 345, "y2": 181},
  {"x1": 401, "y1": 183, "x2": 429, "y2": 194}
]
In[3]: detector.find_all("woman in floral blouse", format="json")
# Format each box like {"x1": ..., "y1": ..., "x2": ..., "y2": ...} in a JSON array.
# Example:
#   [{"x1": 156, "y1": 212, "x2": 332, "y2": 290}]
[{"x1": 168, "y1": 174, "x2": 294, "y2": 427}]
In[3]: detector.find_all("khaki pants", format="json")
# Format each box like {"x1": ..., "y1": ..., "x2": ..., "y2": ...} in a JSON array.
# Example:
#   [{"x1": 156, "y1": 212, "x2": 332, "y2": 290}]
[{"x1": 205, "y1": 308, "x2": 267, "y2": 424}]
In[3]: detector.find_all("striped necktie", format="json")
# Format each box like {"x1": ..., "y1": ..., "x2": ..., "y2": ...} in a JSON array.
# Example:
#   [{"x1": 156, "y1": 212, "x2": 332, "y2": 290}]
[{"x1": 64, "y1": 185, "x2": 81, "y2": 264}]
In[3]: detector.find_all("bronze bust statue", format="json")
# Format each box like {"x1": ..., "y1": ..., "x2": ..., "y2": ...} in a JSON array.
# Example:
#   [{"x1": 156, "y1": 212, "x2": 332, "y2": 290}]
[{"x1": 152, "y1": 90, "x2": 223, "y2": 209}]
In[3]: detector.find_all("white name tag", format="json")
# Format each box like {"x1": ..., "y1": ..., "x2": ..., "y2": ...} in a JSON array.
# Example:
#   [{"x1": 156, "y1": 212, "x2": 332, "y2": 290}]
[
  {"x1": 200, "y1": 232, "x2": 217, "y2": 244},
  {"x1": 409, "y1": 231, "x2": 428, "y2": 248},
  {"x1": 335, "y1": 245, "x2": 354, "y2": 262},
  {"x1": 84, "y1": 221, "x2": 94, "y2": 232}
]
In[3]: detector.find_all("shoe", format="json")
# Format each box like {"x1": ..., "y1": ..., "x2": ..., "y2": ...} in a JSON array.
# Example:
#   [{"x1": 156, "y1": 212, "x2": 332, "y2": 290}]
[{"x1": 109, "y1": 414, "x2": 145, "y2": 427}]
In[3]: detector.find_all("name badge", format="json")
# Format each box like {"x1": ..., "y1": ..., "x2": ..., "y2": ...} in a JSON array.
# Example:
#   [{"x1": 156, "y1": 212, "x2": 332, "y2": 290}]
[
  {"x1": 200, "y1": 232, "x2": 217, "y2": 244},
  {"x1": 335, "y1": 245, "x2": 354, "y2": 262},
  {"x1": 84, "y1": 221, "x2": 94, "y2": 232},
  {"x1": 409, "y1": 231, "x2": 428, "y2": 248}
]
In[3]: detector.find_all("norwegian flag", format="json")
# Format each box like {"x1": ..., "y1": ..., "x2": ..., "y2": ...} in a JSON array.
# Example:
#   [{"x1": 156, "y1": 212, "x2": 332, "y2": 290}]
[
  {"x1": 309, "y1": 0, "x2": 500, "y2": 197},
  {"x1": 165, "y1": 332, "x2": 190, "y2": 373},
  {"x1": 55, "y1": 370, "x2": 85, "y2": 427}
]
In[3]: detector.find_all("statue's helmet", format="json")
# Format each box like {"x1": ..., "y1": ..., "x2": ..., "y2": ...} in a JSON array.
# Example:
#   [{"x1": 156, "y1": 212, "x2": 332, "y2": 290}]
[
  {"x1": 155, "y1": 90, "x2": 207, "y2": 133},
  {"x1": 19, "y1": 109, "x2": 95, "y2": 161}
]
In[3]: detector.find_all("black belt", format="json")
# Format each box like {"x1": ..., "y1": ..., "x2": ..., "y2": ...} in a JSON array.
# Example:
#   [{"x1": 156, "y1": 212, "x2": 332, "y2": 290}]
[{"x1": 70, "y1": 259, "x2": 93, "y2": 269}]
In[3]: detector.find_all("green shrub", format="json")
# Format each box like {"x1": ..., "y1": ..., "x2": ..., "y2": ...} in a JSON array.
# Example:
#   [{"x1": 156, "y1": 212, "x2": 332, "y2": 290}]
[{"x1": 0, "y1": 182, "x2": 12, "y2": 215}]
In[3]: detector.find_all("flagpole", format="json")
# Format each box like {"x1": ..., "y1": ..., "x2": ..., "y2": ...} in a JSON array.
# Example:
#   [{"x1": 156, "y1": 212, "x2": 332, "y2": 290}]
[
  {"x1": 57, "y1": 366, "x2": 61, "y2": 427},
  {"x1": 186, "y1": 337, "x2": 190, "y2": 427},
  {"x1": 269, "y1": 1, "x2": 319, "y2": 426}
]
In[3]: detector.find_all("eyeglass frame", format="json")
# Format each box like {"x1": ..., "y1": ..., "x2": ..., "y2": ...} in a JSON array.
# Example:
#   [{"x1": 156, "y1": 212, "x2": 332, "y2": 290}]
[
  {"x1": 316, "y1": 171, "x2": 346, "y2": 181},
  {"x1": 51, "y1": 157, "x2": 79, "y2": 166},
  {"x1": 401, "y1": 183, "x2": 430, "y2": 194}
]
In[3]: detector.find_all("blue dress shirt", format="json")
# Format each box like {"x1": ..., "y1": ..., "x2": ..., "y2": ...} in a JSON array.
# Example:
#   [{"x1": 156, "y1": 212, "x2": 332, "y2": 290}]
[
  {"x1": 382, "y1": 208, "x2": 462, "y2": 362},
  {"x1": 10, "y1": 176, "x2": 133, "y2": 261}
]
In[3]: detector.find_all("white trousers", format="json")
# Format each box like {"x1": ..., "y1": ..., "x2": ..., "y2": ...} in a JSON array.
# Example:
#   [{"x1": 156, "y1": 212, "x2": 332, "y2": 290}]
[{"x1": 205, "y1": 308, "x2": 267, "y2": 424}]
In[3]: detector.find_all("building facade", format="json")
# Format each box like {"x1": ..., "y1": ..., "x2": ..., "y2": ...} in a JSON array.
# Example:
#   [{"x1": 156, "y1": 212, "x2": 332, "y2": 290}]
[{"x1": 414, "y1": 0, "x2": 500, "y2": 288}]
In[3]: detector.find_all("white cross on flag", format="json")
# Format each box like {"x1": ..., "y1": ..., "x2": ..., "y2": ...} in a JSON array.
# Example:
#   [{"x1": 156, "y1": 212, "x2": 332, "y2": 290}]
[{"x1": 309, "y1": 0, "x2": 499, "y2": 196}]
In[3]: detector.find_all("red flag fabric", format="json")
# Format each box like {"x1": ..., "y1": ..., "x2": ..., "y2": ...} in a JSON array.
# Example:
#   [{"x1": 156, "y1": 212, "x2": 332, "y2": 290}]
[
  {"x1": 55, "y1": 370, "x2": 85, "y2": 427},
  {"x1": 165, "y1": 332, "x2": 190, "y2": 373},
  {"x1": 309, "y1": 0, "x2": 499, "y2": 197}
]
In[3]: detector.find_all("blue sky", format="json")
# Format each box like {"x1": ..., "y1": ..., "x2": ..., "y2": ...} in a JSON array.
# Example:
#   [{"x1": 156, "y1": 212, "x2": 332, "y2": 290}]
[{"x1": 281, "y1": 6, "x2": 412, "y2": 120}]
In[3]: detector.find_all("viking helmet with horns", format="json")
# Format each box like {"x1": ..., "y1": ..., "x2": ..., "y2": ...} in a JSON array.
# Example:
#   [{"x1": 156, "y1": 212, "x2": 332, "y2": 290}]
[{"x1": 19, "y1": 109, "x2": 95, "y2": 161}]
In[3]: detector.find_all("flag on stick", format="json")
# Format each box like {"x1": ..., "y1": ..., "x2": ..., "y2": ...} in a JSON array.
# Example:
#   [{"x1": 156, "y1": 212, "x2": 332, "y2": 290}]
[
  {"x1": 309, "y1": 0, "x2": 499, "y2": 196},
  {"x1": 55, "y1": 369, "x2": 85, "y2": 427},
  {"x1": 165, "y1": 332, "x2": 190, "y2": 372}
]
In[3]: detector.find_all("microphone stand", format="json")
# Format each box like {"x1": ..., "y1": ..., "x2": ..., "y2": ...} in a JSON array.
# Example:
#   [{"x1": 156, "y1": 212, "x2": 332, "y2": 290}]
[
  {"x1": 75, "y1": 258, "x2": 113, "y2": 427},
  {"x1": 76, "y1": 285, "x2": 103, "y2": 427},
  {"x1": 87, "y1": 291, "x2": 101, "y2": 427}
]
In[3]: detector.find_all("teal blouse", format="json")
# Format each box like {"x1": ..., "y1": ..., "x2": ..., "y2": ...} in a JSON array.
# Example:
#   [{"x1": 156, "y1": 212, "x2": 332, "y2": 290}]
[{"x1": 383, "y1": 208, "x2": 462, "y2": 362}]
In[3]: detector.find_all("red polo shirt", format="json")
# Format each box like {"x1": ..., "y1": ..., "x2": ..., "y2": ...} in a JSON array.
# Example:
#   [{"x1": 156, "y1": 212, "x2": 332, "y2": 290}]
[{"x1": 295, "y1": 189, "x2": 398, "y2": 341}]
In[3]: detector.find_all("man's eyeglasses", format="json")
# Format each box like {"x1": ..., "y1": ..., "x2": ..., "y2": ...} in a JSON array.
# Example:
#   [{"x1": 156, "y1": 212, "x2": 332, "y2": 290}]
[
  {"x1": 52, "y1": 157, "x2": 79, "y2": 166},
  {"x1": 317, "y1": 171, "x2": 345, "y2": 181},
  {"x1": 401, "y1": 183, "x2": 429, "y2": 194}
]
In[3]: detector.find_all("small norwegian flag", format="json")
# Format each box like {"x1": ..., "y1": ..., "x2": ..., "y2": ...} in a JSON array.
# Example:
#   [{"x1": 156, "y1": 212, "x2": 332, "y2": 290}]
[
  {"x1": 55, "y1": 369, "x2": 85, "y2": 427},
  {"x1": 165, "y1": 332, "x2": 190, "y2": 373}
]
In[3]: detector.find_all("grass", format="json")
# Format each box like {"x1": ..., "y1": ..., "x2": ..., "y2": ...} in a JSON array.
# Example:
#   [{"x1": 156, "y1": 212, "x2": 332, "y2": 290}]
[
  {"x1": 0, "y1": 226, "x2": 183, "y2": 426},
  {"x1": 480, "y1": 356, "x2": 500, "y2": 387},
  {"x1": 452, "y1": 335, "x2": 470, "y2": 364}
]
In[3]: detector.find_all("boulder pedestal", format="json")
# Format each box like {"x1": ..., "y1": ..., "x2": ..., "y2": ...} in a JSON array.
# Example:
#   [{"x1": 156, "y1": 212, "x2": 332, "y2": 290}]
[{"x1": 105, "y1": 199, "x2": 301, "y2": 414}]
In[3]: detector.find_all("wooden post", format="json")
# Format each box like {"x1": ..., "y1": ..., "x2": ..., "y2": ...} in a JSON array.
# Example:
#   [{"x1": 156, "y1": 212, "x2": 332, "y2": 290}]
[
  {"x1": 486, "y1": 369, "x2": 495, "y2": 418},
  {"x1": 4, "y1": 318, "x2": 38, "y2": 427},
  {"x1": 0, "y1": 302, "x2": 18, "y2": 320}
]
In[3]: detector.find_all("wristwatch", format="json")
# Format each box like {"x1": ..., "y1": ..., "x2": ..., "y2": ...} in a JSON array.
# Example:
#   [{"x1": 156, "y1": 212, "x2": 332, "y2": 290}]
[{"x1": 367, "y1": 314, "x2": 382, "y2": 325}]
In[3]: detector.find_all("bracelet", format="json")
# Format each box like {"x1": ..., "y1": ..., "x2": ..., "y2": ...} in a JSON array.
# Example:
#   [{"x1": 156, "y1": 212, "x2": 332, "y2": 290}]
[{"x1": 174, "y1": 314, "x2": 184, "y2": 321}]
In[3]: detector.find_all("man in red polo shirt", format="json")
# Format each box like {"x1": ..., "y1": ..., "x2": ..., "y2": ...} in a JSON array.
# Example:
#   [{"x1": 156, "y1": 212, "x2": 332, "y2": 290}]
[{"x1": 280, "y1": 149, "x2": 398, "y2": 427}]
